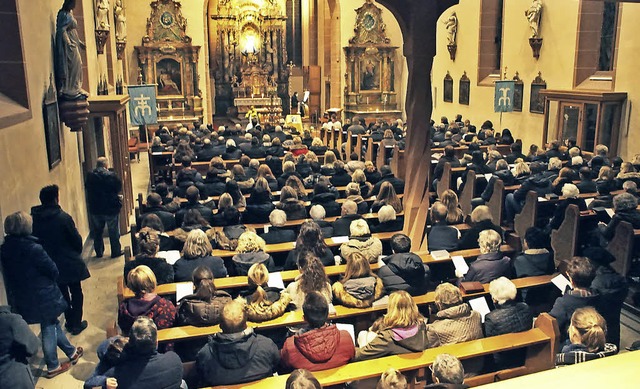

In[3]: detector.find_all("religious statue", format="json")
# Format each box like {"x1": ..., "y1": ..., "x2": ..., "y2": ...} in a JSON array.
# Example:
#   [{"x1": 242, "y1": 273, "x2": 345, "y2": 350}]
[
  {"x1": 114, "y1": 0, "x2": 126, "y2": 41},
  {"x1": 55, "y1": 0, "x2": 88, "y2": 99},
  {"x1": 96, "y1": 0, "x2": 110, "y2": 30},
  {"x1": 525, "y1": 0, "x2": 542, "y2": 38},
  {"x1": 443, "y1": 12, "x2": 458, "y2": 46}
]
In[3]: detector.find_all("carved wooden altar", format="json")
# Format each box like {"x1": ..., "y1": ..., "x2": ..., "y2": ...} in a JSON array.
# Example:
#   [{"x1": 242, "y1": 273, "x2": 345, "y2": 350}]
[
  {"x1": 211, "y1": 0, "x2": 289, "y2": 120},
  {"x1": 135, "y1": 0, "x2": 203, "y2": 127},
  {"x1": 344, "y1": 0, "x2": 400, "y2": 121}
]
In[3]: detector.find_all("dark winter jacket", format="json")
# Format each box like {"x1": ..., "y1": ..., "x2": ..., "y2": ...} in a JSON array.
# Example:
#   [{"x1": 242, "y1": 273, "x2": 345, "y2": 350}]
[
  {"x1": 370, "y1": 219, "x2": 405, "y2": 233},
  {"x1": 177, "y1": 291, "x2": 233, "y2": 326},
  {"x1": 196, "y1": 328, "x2": 280, "y2": 386},
  {"x1": 371, "y1": 173, "x2": 405, "y2": 196},
  {"x1": 86, "y1": 167, "x2": 122, "y2": 215},
  {"x1": 434, "y1": 156, "x2": 462, "y2": 180},
  {"x1": 175, "y1": 203, "x2": 214, "y2": 227},
  {"x1": 141, "y1": 206, "x2": 177, "y2": 231},
  {"x1": 280, "y1": 325, "x2": 355, "y2": 371},
  {"x1": 231, "y1": 251, "x2": 276, "y2": 276},
  {"x1": 600, "y1": 209, "x2": 640, "y2": 241},
  {"x1": 576, "y1": 179, "x2": 597, "y2": 194},
  {"x1": 310, "y1": 192, "x2": 342, "y2": 217},
  {"x1": 332, "y1": 214, "x2": 364, "y2": 237},
  {"x1": 457, "y1": 219, "x2": 502, "y2": 250},
  {"x1": 260, "y1": 226, "x2": 297, "y2": 245},
  {"x1": 285, "y1": 246, "x2": 335, "y2": 270},
  {"x1": 0, "y1": 235, "x2": 67, "y2": 324},
  {"x1": 30, "y1": 204, "x2": 90, "y2": 285},
  {"x1": 330, "y1": 171, "x2": 353, "y2": 187},
  {"x1": 173, "y1": 255, "x2": 227, "y2": 282},
  {"x1": 480, "y1": 171, "x2": 516, "y2": 202},
  {"x1": 124, "y1": 255, "x2": 175, "y2": 285},
  {"x1": 484, "y1": 301, "x2": 534, "y2": 368},
  {"x1": 428, "y1": 222, "x2": 459, "y2": 251},
  {"x1": 462, "y1": 252, "x2": 511, "y2": 284},
  {"x1": 117, "y1": 295, "x2": 177, "y2": 335},
  {"x1": 513, "y1": 249, "x2": 554, "y2": 278},
  {"x1": 549, "y1": 198, "x2": 587, "y2": 230},
  {"x1": 0, "y1": 306, "x2": 39, "y2": 389},
  {"x1": 276, "y1": 199, "x2": 307, "y2": 220},
  {"x1": 549, "y1": 289, "x2": 600, "y2": 340},
  {"x1": 378, "y1": 253, "x2": 430, "y2": 296},
  {"x1": 242, "y1": 202, "x2": 276, "y2": 224},
  {"x1": 354, "y1": 322, "x2": 428, "y2": 361},
  {"x1": 365, "y1": 169, "x2": 382, "y2": 185},
  {"x1": 513, "y1": 174, "x2": 553, "y2": 202},
  {"x1": 102, "y1": 348, "x2": 183, "y2": 389},
  {"x1": 592, "y1": 265, "x2": 628, "y2": 348}
]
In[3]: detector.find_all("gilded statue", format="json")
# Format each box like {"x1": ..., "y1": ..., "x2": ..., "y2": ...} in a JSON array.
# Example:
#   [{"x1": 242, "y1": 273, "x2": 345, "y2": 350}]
[
  {"x1": 114, "y1": 0, "x2": 126, "y2": 41},
  {"x1": 96, "y1": 0, "x2": 110, "y2": 30},
  {"x1": 525, "y1": 0, "x2": 542, "y2": 38},
  {"x1": 55, "y1": 0, "x2": 88, "y2": 99},
  {"x1": 443, "y1": 12, "x2": 458, "y2": 46}
]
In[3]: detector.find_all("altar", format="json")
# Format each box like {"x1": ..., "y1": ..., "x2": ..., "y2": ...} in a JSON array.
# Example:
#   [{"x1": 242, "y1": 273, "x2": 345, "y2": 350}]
[{"x1": 234, "y1": 97, "x2": 283, "y2": 123}]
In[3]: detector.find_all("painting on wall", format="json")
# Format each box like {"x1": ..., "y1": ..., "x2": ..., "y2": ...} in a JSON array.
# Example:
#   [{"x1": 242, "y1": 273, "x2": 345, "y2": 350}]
[
  {"x1": 156, "y1": 58, "x2": 182, "y2": 96},
  {"x1": 513, "y1": 72, "x2": 524, "y2": 112},
  {"x1": 530, "y1": 72, "x2": 546, "y2": 114},
  {"x1": 443, "y1": 71, "x2": 453, "y2": 103},
  {"x1": 43, "y1": 76, "x2": 62, "y2": 169},
  {"x1": 459, "y1": 71, "x2": 470, "y2": 105}
]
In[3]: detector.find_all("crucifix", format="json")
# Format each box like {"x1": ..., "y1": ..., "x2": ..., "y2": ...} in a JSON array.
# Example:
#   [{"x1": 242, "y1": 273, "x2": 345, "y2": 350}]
[{"x1": 286, "y1": 61, "x2": 295, "y2": 98}]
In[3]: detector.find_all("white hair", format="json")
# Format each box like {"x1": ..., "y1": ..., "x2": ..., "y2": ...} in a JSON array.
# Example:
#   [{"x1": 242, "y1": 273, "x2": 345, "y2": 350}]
[
  {"x1": 548, "y1": 157, "x2": 562, "y2": 170},
  {"x1": 572, "y1": 156, "x2": 583, "y2": 166},
  {"x1": 478, "y1": 229, "x2": 501, "y2": 254},
  {"x1": 309, "y1": 205, "x2": 326, "y2": 220},
  {"x1": 275, "y1": 125, "x2": 283, "y2": 132},
  {"x1": 562, "y1": 183, "x2": 579, "y2": 198},
  {"x1": 350, "y1": 219, "x2": 370, "y2": 237},
  {"x1": 489, "y1": 277, "x2": 517, "y2": 305},
  {"x1": 269, "y1": 209, "x2": 287, "y2": 227},
  {"x1": 378, "y1": 205, "x2": 397, "y2": 223},
  {"x1": 226, "y1": 139, "x2": 236, "y2": 148}
]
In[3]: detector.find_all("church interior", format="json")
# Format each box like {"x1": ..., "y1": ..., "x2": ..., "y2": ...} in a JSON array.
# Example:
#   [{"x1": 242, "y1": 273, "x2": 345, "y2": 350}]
[{"x1": 2, "y1": 0, "x2": 640, "y2": 387}]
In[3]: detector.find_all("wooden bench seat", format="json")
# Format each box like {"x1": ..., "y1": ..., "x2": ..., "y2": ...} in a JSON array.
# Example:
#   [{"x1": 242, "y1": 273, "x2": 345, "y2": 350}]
[
  {"x1": 156, "y1": 274, "x2": 552, "y2": 344},
  {"x1": 202, "y1": 313, "x2": 557, "y2": 389}
]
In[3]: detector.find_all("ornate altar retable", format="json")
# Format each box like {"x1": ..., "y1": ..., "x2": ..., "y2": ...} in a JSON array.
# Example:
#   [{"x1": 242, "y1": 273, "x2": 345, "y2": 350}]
[
  {"x1": 344, "y1": 0, "x2": 401, "y2": 121},
  {"x1": 135, "y1": 0, "x2": 203, "y2": 127}
]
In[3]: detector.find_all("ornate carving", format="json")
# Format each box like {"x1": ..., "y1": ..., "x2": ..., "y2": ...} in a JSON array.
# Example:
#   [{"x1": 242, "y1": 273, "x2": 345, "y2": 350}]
[
  {"x1": 144, "y1": 0, "x2": 190, "y2": 44},
  {"x1": 349, "y1": 0, "x2": 390, "y2": 45},
  {"x1": 95, "y1": 29, "x2": 110, "y2": 55},
  {"x1": 529, "y1": 37, "x2": 543, "y2": 59},
  {"x1": 115, "y1": 41, "x2": 126, "y2": 60},
  {"x1": 447, "y1": 44, "x2": 457, "y2": 61}
]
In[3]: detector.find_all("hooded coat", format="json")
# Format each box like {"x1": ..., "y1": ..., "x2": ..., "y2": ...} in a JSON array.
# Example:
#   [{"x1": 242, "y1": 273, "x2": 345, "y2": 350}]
[
  {"x1": 30, "y1": 204, "x2": 90, "y2": 284},
  {"x1": 124, "y1": 256, "x2": 174, "y2": 285},
  {"x1": 280, "y1": 324, "x2": 355, "y2": 371},
  {"x1": 340, "y1": 235, "x2": 383, "y2": 263},
  {"x1": 117, "y1": 295, "x2": 176, "y2": 334},
  {"x1": 426, "y1": 304, "x2": 483, "y2": 348},
  {"x1": 0, "y1": 235, "x2": 67, "y2": 324},
  {"x1": 0, "y1": 306, "x2": 39, "y2": 389},
  {"x1": 332, "y1": 276, "x2": 385, "y2": 308},
  {"x1": 354, "y1": 321, "x2": 428, "y2": 361},
  {"x1": 176, "y1": 291, "x2": 233, "y2": 326},
  {"x1": 231, "y1": 251, "x2": 276, "y2": 276},
  {"x1": 196, "y1": 328, "x2": 280, "y2": 386},
  {"x1": 378, "y1": 253, "x2": 430, "y2": 296}
]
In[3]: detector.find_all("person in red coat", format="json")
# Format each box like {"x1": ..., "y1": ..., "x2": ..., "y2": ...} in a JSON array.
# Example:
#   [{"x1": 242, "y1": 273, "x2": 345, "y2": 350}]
[{"x1": 280, "y1": 291, "x2": 355, "y2": 371}]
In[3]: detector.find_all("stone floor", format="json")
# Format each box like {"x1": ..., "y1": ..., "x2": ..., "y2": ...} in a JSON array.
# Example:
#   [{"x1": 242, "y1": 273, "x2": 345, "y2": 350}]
[{"x1": 31, "y1": 151, "x2": 640, "y2": 388}]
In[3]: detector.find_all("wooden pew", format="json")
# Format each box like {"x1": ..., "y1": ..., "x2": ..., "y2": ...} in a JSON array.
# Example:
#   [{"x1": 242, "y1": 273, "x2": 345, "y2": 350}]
[
  {"x1": 606, "y1": 220, "x2": 638, "y2": 277},
  {"x1": 486, "y1": 178, "x2": 505, "y2": 225},
  {"x1": 202, "y1": 313, "x2": 558, "y2": 389},
  {"x1": 436, "y1": 162, "x2": 452, "y2": 198},
  {"x1": 156, "y1": 274, "x2": 554, "y2": 344},
  {"x1": 459, "y1": 170, "x2": 476, "y2": 217},
  {"x1": 366, "y1": 138, "x2": 381, "y2": 165},
  {"x1": 390, "y1": 145, "x2": 405, "y2": 180},
  {"x1": 514, "y1": 191, "x2": 539, "y2": 246},
  {"x1": 120, "y1": 245, "x2": 517, "y2": 302},
  {"x1": 376, "y1": 144, "x2": 394, "y2": 169},
  {"x1": 550, "y1": 204, "x2": 581, "y2": 268}
]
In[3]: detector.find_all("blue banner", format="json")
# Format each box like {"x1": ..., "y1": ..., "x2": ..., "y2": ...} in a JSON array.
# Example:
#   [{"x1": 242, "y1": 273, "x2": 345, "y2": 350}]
[
  {"x1": 494, "y1": 80, "x2": 515, "y2": 113},
  {"x1": 128, "y1": 85, "x2": 158, "y2": 125}
]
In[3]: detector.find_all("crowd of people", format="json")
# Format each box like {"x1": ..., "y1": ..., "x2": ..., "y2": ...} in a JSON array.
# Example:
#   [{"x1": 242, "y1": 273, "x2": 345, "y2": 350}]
[{"x1": 1, "y1": 114, "x2": 639, "y2": 388}]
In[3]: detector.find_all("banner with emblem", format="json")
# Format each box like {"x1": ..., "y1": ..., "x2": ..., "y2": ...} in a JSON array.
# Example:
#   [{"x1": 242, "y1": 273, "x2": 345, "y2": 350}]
[
  {"x1": 128, "y1": 85, "x2": 158, "y2": 125},
  {"x1": 494, "y1": 80, "x2": 515, "y2": 113}
]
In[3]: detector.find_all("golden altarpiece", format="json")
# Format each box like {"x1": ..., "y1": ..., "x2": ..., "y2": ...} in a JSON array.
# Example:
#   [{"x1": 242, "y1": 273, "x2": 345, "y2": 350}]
[
  {"x1": 135, "y1": 0, "x2": 204, "y2": 127},
  {"x1": 344, "y1": 0, "x2": 401, "y2": 121},
  {"x1": 211, "y1": 0, "x2": 289, "y2": 121}
]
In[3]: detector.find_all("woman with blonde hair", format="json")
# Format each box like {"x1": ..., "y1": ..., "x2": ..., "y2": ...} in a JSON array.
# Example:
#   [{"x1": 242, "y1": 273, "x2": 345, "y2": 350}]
[
  {"x1": 173, "y1": 229, "x2": 227, "y2": 281},
  {"x1": 381, "y1": 129, "x2": 397, "y2": 149},
  {"x1": 340, "y1": 219, "x2": 383, "y2": 263},
  {"x1": 332, "y1": 252, "x2": 384, "y2": 308},
  {"x1": 277, "y1": 186, "x2": 307, "y2": 220},
  {"x1": 511, "y1": 160, "x2": 531, "y2": 183},
  {"x1": 352, "y1": 168, "x2": 373, "y2": 198},
  {"x1": 237, "y1": 263, "x2": 292, "y2": 322},
  {"x1": 309, "y1": 137, "x2": 328, "y2": 155},
  {"x1": 118, "y1": 265, "x2": 176, "y2": 335},
  {"x1": 345, "y1": 182, "x2": 369, "y2": 214},
  {"x1": 354, "y1": 290, "x2": 427, "y2": 361},
  {"x1": 231, "y1": 231, "x2": 275, "y2": 276},
  {"x1": 371, "y1": 181, "x2": 403, "y2": 213},
  {"x1": 304, "y1": 150, "x2": 319, "y2": 164},
  {"x1": 286, "y1": 254, "x2": 332, "y2": 309},
  {"x1": 256, "y1": 164, "x2": 279, "y2": 191},
  {"x1": 321, "y1": 151, "x2": 338, "y2": 176},
  {"x1": 440, "y1": 189, "x2": 464, "y2": 224},
  {"x1": 290, "y1": 135, "x2": 309, "y2": 156},
  {"x1": 556, "y1": 307, "x2": 617, "y2": 365}
]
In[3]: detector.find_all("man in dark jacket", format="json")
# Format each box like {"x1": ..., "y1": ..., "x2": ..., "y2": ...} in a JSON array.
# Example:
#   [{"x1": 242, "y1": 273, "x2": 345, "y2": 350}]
[
  {"x1": 175, "y1": 157, "x2": 205, "y2": 198},
  {"x1": 260, "y1": 210, "x2": 296, "y2": 244},
  {"x1": 195, "y1": 138, "x2": 216, "y2": 161},
  {"x1": 100, "y1": 317, "x2": 183, "y2": 389},
  {"x1": 243, "y1": 137, "x2": 267, "y2": 159},
  {"x1": 0, "y1": 306, "x2": 40, "y2": 388},
  {"x1": 31, "y1": 185, "x2": 90, "y2": 335},
  {"x1": 141, "y1": 193, "x2": 176, "y2": 231},
  {"x1": 332, "y1": 201, "x2": 364, "y2": 237},
  {"x1": 576, "y1": 166, "x2": 597, "y2": 194},
  {"x1": 428, "y1": 203, "x2": 459, "y2": 251},
  {"x1": 505, "y1": 142, "x2": 526, "y2": 164},
  {"x1": 549, "y1": 256, "x2": 600, "y2": 341},
  {"x1": 280, "y1": 292, "x2": 355, "y2": 371},
  {"x1": 196, "y1": 301, "x2": 279, "y2": 386},
  {"x1": 378, "y1": 234, "x2": 430, "y2": 296},
  {"x1": 434, "y1": 145, "x2": 462, "y2": 181},
  {"x1": 371, "y1": 165, "x2": 405, "y2": 196},
  {"x1": 86, "y1": 157, "x2": 123, "y2": 258},
  {"x1": 175, "y1": 186, "x2": 215, "y2": 227}
]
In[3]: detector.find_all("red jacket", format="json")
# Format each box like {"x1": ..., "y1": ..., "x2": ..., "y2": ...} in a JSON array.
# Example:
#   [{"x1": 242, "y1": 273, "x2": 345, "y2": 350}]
[{"x1": 280, "y1": 324, "x2": 355, "y2": 371}]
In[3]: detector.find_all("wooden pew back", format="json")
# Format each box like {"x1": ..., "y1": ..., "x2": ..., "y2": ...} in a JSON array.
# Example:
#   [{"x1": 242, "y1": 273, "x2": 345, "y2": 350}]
[
  {"x1": 550, "y1": 204, "x2": 580, "y2": 268},
  {"x1": 459, "y1": 170, "x2": 476, "y2": 217}
]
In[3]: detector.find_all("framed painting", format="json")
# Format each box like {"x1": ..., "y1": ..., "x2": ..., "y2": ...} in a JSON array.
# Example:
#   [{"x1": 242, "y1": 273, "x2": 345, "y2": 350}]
[
  {"x1": 513, "y1": 72, "x2": 524, "y2": 112},
  {"x1": 459, "y1": 71, "x2": 470, "y2": 105},
  {"x1": 43, "y1": 77, "x2": 61, "y2": 169},
  {"x1": 156, "y1": 58, "x2": 183, "y2": 96},
  {"x1": 444, "y1": 71, "x2": 453, "y2": 103},
  {"x1": 530, "y1": 72, "x2": 546, "y2": 114},
  {"x1": 359, "y1": 57, "x2": 381, "y2": 92}
]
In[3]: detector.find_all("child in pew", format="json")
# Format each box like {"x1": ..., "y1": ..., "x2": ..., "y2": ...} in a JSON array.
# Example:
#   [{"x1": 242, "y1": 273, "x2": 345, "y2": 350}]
[
  {"x1": 424, "y1": 354, "x2": 468, "y2": 389},
  {"x1": 555, "y1": 307, "x2": 617, "y2": 366},
  {"x1": 285, "y1": 369, "x2": 322, "y2": 389},
  {"x1": 237, "y1": 263, "x2": 292, "y2": 322},
  {"x1": 332, "y1": 252, "x2": 385, "y2": 308},
  {"x1": 428, "y1": 202, "x2": 460, "y2": 252},
  {"x1": 355, "y1": 290, "x2": 428, "y2": 361}
]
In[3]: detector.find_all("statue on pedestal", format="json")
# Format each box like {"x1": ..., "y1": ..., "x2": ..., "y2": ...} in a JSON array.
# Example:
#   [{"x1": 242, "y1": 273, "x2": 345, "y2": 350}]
[
  {"x1": 525, "y1": 0, "x2": 542, "y2": 38},
  {"x1": 96, "y1": 0, "x2": 110, "y2": 30},
  {"x1": 443, "y1": 12, "x2": 458, "y2": 46},
  {"x1": 114, "y1": 0, "x2": 127, "y2": 41},
  {"x1": 55, "y1": 0, "x2": 88, "y2": 99}
]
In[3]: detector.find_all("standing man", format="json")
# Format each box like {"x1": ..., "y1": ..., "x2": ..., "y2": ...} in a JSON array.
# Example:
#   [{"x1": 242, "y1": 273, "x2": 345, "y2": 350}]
[
  {"x1": 86, "y1": 157, "x2": 124, "y2": 258},
  {"x1": 32, "y1": 185, "x2": 90, "y2": 334}
]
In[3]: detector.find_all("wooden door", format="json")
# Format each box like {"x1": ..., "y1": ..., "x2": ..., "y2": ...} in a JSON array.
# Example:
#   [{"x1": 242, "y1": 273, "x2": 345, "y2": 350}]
[{"x1": 304, "y1": 65, "x2": 321, "y2": 119}]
